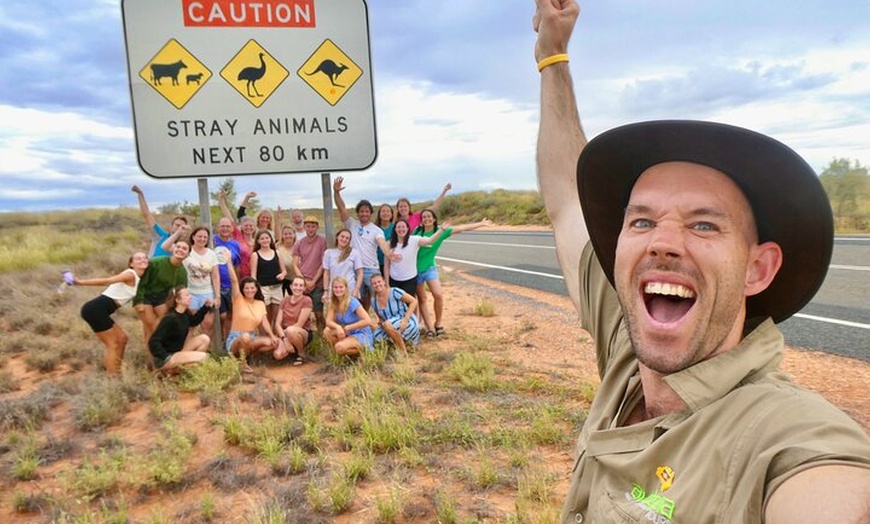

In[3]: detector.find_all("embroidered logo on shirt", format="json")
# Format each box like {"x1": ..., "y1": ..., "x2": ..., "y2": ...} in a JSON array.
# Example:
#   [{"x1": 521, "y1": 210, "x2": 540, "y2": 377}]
[
  {"x1": 624, "y1": 466, "x2": 677, "y2": 523},
  {"x1": 656, "y1": 465, "x2": 675, "y2": 492}
]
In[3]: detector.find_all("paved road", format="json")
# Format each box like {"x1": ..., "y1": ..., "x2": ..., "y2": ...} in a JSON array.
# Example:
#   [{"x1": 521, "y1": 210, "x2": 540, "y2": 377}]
[{"x1": 436, "y1": 231, "x2": 870, "y2": 362}]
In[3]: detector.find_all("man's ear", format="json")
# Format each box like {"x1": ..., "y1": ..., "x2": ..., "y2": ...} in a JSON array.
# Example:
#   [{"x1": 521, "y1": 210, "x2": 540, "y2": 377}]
[{"x1": 745, "y1": 241, "x2": 783, "y2": 297}]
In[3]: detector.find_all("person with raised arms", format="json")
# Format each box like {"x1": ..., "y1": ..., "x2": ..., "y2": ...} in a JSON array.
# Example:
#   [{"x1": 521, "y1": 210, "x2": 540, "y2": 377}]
[
  {"x1": 333, "y1": 176, "x2": 393, "y2": 311},
  {"x1": 533, "y1": 1, "x2": 869, "y2": 522},
  {"x1": 413, "y1": 210, "x2": 491, "y2": 338},
  {"x1": 131, "y1": 185, "x2": 187, "y2": 258},
  {"x1": 222, "y1": 252, "x2": 281, "y2": 373}
]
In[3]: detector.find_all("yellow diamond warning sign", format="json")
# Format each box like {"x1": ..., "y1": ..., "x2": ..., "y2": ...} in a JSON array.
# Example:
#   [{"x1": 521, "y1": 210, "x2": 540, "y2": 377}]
[
  {"x1": 298, "y1": 39, "x2": 363, "y2": 106},
  {"x1": 139, "y1": 39, "x2": 211, "y2": 110},
  {"x1": 221, "y1": 40, "x2": 289, "y2": 108}
]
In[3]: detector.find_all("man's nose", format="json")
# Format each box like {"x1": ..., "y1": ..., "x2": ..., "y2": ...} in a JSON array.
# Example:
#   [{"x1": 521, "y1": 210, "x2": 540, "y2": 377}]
[{"x1": 646, "y1": 223, "x2": 685, "y2": 260}]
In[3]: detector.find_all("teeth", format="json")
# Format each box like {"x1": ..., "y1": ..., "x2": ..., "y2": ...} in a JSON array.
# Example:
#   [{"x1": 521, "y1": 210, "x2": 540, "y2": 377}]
[{"x1": 644, "y1": 282, "x2": 696, "y2": 299}]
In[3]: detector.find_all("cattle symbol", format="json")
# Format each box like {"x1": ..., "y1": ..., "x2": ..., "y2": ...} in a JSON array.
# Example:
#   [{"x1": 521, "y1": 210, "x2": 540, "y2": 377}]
[
  {"x1": 238, "y1": 53, "x2": 266, "y2": 97},
  {"x1": 186, "y1": 72, "x2": 204, "y2": 85},
  {"x1": 306, "y1": 59, "x2": 348, "y2": 87},
  {"x1": 150, "y1": 60, "x2": 187, "y2": 86}
]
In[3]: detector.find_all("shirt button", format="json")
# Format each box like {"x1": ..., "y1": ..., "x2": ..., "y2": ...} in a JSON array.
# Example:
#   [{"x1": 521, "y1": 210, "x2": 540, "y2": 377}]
[{"x1": 574, "y1": 513, "x2": 584, "y2": 523}]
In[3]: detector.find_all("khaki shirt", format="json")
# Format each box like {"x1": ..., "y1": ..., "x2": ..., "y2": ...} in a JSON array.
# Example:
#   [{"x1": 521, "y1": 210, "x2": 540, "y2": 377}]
[{"x1": 562, "y1": 243, "x2": 870, "y2": 524}]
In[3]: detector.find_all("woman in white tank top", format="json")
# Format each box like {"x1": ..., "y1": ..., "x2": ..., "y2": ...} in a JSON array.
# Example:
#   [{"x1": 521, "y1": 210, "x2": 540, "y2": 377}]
[{"x1": 70, "y1": 252, "x2": 149, "y2": 374}]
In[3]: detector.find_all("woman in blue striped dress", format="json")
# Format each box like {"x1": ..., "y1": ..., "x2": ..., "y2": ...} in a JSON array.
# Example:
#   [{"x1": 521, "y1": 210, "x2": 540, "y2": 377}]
[{"x1": 370, "y1": 273, "x2": 419, "y2": 355}]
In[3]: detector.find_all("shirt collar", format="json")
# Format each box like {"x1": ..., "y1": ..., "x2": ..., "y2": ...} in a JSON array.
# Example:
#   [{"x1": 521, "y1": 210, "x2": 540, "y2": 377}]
[{"x1": 662, "y1": 318, "x2": 784, "y2": 413}]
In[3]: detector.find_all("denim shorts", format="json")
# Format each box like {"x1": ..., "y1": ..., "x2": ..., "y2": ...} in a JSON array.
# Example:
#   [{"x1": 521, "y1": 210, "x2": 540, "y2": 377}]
[
  {"x1": 225, "y1": 330, "x2": 257, "y2": 353},
  {"x1": 416, "y1": 265, "x2": 439, "y2": 285},
  {"x1": 190, "y1": 292, "x2": 213, "y2": 311},
  {"x1": 360, "y1": 267, "x2": 380, "y2": 298}
]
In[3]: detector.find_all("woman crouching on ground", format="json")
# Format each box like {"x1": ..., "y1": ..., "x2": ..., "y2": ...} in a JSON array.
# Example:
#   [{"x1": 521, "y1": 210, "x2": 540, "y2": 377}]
[
  {"x1": 370, "y1": 273, "x2": 419, "y2": 355},
  {"x1": 148, "y1": 287, "x2": 213, "y2": 372},
  {"x1": 323, "y1": 276, "x2": 374, "y2": 357},
  {"x1": 274, "y1": 276, "x2": 313, "y2": 365},
  {"x1": 73, "y1": 251, "x2": 149, "y2": 374},
  {"x1": 224, "y1": 254, "x2": 281, "y2": 372}
]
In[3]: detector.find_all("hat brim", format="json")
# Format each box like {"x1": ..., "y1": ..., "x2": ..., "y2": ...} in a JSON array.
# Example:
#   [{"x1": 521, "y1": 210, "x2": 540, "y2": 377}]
[{"x1": 577, "y1": 120, "x2": 833, "y2": 323}]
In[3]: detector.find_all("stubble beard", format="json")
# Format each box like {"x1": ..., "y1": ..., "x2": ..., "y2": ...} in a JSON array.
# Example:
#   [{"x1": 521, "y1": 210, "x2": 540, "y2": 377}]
[{"x1": 618, "y1": 275, "x2": 743, "y2": 375}]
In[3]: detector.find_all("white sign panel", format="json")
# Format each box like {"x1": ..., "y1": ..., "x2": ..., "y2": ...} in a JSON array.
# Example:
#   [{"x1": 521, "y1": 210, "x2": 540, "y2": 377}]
[{"x1": 122, "y1": 0, "x2": 376, "y2": 178}]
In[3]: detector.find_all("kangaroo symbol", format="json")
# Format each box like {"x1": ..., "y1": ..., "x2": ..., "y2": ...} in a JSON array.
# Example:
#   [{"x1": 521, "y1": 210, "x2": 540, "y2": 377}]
[
  {"x1": 238, "y1": 53, "x2": 266, "y2": 97},
  {"x1": 306, "y1": 60, "x2": 348, "y2": 87}
]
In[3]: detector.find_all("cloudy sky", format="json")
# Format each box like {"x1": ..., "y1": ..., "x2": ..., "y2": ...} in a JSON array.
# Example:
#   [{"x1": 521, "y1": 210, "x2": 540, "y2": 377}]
[{"x1": 1, "y1": 0, "x2": 869, "y2": 213}]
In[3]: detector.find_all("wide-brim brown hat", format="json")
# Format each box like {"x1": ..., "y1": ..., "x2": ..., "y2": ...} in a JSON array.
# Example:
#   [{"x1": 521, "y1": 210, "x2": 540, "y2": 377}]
[{"x1": 577, "y1": 120, "x2": 833, "y2": 323}]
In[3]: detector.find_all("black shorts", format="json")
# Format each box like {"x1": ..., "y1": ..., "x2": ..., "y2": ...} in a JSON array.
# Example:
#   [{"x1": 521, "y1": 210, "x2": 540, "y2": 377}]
[
  {"x1": 135, "y1": 292, "x2": 168, "y2": 307},
  {"x1": 81, "y1": 295, "x2": 120, "y2": 333},
  {"x1": 389, "y1": 277, "x2": 417, "y2": 297}
]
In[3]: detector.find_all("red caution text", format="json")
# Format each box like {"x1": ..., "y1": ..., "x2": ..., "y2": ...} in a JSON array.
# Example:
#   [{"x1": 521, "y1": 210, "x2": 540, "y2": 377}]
[{"x1": 183, "y1": 0, "x2": 316, "y2": 28}]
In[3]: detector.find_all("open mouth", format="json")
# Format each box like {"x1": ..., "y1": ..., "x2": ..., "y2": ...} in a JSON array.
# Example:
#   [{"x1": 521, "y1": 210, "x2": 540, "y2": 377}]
[{"x1": 643, "y1": 282, "x2": 696, "y2": 324}]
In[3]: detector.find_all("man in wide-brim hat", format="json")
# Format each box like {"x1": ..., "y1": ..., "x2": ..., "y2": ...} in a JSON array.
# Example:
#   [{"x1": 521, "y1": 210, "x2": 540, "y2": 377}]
[{"x1": 533, "y1": 1, "x2": 870, "y2": 523}]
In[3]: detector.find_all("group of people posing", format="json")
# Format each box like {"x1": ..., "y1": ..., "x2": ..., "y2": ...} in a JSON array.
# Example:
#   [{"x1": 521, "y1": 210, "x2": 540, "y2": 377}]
[{"x1": 71, "y1": 180, "x2": 490, "y2": 374}]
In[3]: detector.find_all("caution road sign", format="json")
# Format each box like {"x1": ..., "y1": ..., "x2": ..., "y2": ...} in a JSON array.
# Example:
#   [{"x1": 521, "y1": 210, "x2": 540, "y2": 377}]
[
  {"x1": 122, "y1": 0, "x2": 376, "y2": 178},
  {"x1": 139, "y1": 39, "x2": 211, "y2": 109},
  {"x1": 221, "y1": 40, "x2": 289, "y2": 108},
  {"x1": 298, "y1": 39, "x2": 363, "y2": 106}
]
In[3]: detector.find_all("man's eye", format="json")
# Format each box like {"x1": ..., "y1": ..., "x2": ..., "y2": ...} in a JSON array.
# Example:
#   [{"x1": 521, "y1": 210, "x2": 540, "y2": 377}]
[
  {"x1": 693, "y1": 222, "x2": 718, "y2": 232},
  {"x1": 629, "y1": 218, "x2": 653, "y2": 229}
]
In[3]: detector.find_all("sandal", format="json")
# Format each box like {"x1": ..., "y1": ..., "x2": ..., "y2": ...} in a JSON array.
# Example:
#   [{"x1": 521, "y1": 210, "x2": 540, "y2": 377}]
[
  {"x1": 435, "y1": 326, "x2": 445, "y2": 336},
  {"x1": 426, "y1": 330, "x2": 436, "y2": 339},
  {"x1": 241, "y1": 364, "x2": 255, "y2": 374},
  {"x1": 293, "y1": 356, "x2": 304, "y2": 366}
]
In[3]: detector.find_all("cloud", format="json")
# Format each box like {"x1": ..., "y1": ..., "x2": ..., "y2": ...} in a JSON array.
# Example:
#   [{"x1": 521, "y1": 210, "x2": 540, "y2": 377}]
[{"x1": 619, "y1": 61, "x2": 836, "y2": 117}]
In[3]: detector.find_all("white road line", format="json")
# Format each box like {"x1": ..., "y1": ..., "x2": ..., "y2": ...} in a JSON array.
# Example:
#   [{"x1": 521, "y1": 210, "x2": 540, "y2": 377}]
[
  {"x1": 437, "y1": 256, "x2": 870, "y2": 330},
  {"x1": 793, "y1": 314, "x2": 870, "y2": 330},
  {"x1": 446, "y1": 240, "x2": 555, "y2": 250},
  {"x1": 435, "y1": 256, "x2": 563, "y2": 279},
  {"x1": 830, "y1": 264, "x2": 870, "y2": 272}
]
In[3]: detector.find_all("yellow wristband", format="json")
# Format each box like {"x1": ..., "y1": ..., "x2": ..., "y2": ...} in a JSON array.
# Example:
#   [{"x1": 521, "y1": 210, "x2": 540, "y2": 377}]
[{"x1": 537, "y1": 53, "x2": 569, "y2": 72}]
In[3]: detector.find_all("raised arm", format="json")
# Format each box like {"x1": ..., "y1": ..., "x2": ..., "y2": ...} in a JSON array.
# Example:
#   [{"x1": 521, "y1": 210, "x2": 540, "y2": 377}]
[
  {"x1": 446, "y1": 218, "x2": 492, "y2": 236},
  {"x1": 217, "y1": 189, "x2": 237, "y2": 225},
  {"x1": 238, "y1": 191, "x2": 256, "y2": 221},
  {"x1": 417, "y1": 224, "x2": 449, "y2": 246},
  {"x1": 159, "y1": 224, "x2": 191, "y2": 253},
  {"x1": 224, "y1": 253, "x2": 241, "y2": 300},
  {"x1": 73, "y1": 269, "x2": 136, "y2": 288},
  {"x1": 428, "y1": 183, "x2": 453, "y2": 212},
  {"x1": 534, "y1": 0, "x2": 587, "y2": 311},
  {"x1": 131, "y1": 185, "x2": 157, "y2": 229},
  {"x1": 332, "y1": 176, "x2": 350, "y2": 223}
]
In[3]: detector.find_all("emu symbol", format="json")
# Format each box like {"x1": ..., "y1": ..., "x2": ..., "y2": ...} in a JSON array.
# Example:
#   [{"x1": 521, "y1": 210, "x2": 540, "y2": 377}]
[
  {"x1": 238, "y1": 53, "x2": 266, "y2": 97},
  {"x1": 150, "y1": 60, "x2": 187, "y2": 86},
  {"x1": 306, "y1": 60, "x2": 348, "y2": 88}
]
